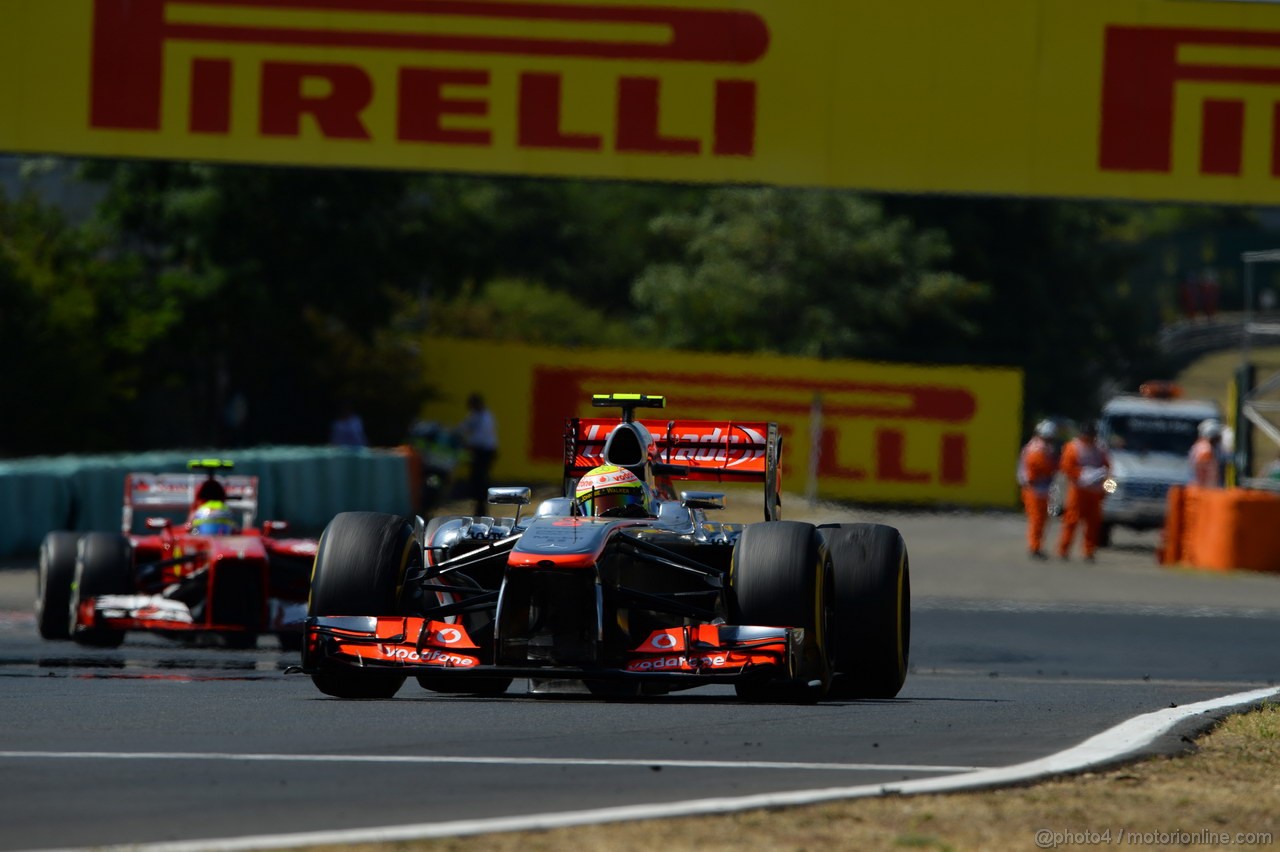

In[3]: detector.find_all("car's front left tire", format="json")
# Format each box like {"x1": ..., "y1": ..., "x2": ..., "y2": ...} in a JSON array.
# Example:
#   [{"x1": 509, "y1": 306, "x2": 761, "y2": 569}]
[{"x1": 820, "y1": 523, "x2": 910, "y2": 699}]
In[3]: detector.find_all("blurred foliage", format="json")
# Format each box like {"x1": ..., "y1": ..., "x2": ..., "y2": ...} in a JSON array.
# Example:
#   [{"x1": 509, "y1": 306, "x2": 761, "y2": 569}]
[
  {"x1": 405, "y1": 175, "x2": 705, "y2": 311},
  {"x1": 426, "y1": 278, "x2": 630, "y2": 346},
  {"x1": 632, "y1": 188, "x2": 988, "y2": 360},
  {"x1": 0, "y1": 192, "x2": 149, "y2": 454},
  {"x1": 881, "y1": 197, "x2": 1168, "y2": 425},
  {"x1": 1, "y1": 157, "x2": 1273, "y2": 455}
]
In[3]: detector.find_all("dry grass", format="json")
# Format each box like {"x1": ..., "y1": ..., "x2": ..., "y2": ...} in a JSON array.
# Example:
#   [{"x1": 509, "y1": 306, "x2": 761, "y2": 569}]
[{"x1": 300, "y1": 705, "x2": 1279, "y2": 852}]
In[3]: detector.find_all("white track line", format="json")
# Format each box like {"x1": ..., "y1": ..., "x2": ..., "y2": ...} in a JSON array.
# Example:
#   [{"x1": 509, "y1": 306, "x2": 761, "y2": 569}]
[
  {"x1": 0, "y1": 752, "x2": 980, "y2": 774},
  {"x1": 30, "y1": 686, "x2": 1280, "y2": 852}
]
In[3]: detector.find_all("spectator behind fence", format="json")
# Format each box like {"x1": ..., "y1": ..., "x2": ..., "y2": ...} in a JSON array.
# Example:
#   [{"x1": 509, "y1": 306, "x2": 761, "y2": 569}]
[
  {"x1": 330, "y1": 402, "x2": 368, "y2": 448},
  {"x1": 456, "y1": 393, "x2": 498, "y2": 517}
]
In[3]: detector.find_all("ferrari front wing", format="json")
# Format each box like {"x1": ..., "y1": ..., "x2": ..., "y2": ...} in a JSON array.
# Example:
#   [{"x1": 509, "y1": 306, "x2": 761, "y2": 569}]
[{"x1": 74, "y1": 594, "x2": 304, "y2": 636}]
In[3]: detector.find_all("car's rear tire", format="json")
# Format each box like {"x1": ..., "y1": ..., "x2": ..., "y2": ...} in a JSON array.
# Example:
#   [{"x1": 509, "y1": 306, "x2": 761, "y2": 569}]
[
  {"x1": 729, "y1": 521, "x2": 830, "y2": 702},
  {"x1": 820, "y1": 523, "x2": 910, "y2": 699},
  {"x1": 70, "y1": 533, "x2": 134, "y2": 648},
  {"x1": 306, "y1": 512, "x2": 418, "y2": 699},
  {"x1": 36, "y1": 532, "x2": 79, "y2": 640}
]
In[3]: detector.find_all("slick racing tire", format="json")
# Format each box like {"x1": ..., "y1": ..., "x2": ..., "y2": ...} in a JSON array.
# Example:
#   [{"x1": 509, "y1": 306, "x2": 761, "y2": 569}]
[
  {"x1": 729, "y1": 521, "x2": 831, "y2": 702},
  {"x1": 36, "y1": 532, "x2": 79, "y2": 640},
  {"x1": 307, "y1": 512, "x2": 420, "y2": 699},
  {"x1": 70, "y1": 533, "x2": 134, "y2": 649},
  {"x1": 819, "y1": 523, "x2": 910, "y2": 699}
]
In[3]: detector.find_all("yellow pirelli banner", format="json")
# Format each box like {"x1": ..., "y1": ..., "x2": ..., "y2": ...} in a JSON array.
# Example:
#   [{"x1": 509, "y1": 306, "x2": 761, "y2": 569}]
[
  {"x1": 422, "y1": 339, "x2": 1022, "y2": 508},
  {"x1": 3, "y1": 1, "x2": 1280, "y2": 204}
]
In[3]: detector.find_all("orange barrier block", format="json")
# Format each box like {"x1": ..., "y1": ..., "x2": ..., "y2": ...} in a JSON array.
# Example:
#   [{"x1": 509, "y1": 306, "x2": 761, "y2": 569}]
[
  {"x1": 1189, "y1": 488, "x2": 1236, "y2": 572},
  {"x1": 1163, "y1": 486, "x2": 1280, "y2": 574},
  {"x1": 1158, "y1": 485, "x2": 1184, "y2": 565},
  {"x1": 393, "y1": 445, "x2": 422, "y2": 516},
  {"x1": 1181, "y1": 486, "x2": 1203, "y2": 567}
]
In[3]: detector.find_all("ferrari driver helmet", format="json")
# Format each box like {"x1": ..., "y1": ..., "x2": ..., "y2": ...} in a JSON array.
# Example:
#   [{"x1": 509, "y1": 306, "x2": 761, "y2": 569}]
[
  {"x1": 575, "y1": 464, "x2": 653, "y2": 518},
  {"x1": 191, "y1": 501, "x2": 241, "y2": 535}
]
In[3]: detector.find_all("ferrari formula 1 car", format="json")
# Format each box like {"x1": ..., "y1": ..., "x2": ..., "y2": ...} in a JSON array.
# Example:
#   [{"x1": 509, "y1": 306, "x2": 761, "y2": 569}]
[
  {"x1": 301, "y1": 394, "x2": 910, "y2": 701},
  {"x1": 36, "y1": 460, "x2": 317, "y2": 650}
]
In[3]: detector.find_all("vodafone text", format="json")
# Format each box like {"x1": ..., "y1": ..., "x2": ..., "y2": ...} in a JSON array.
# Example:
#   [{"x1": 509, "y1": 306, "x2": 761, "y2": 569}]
[
  {"x1": 627, "y1": 654, "x2": 729, "y2": 671},
  {"x1": 375, "y1": 644, "x2": 476, "y2": 667}
]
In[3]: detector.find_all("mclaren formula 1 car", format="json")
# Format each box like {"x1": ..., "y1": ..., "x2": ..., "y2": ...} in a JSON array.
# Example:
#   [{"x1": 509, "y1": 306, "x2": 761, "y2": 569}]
[
  {"x1": 301, "y1": 394, "x2": 910, "y2": 701},
  {"x1": 36, "y1": 460, "x2": 317, "y2": 649}
]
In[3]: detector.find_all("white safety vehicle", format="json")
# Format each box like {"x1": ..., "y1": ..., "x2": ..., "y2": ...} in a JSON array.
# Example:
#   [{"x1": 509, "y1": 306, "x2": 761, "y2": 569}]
[{"x1": 1096, "y1": 383, "x2": 1222, "y2": 546}]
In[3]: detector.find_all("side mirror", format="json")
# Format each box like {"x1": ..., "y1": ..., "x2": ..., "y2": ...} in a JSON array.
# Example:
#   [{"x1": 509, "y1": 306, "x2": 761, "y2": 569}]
[
  {"x1": 145, "y1": 517, "x2": 172, "y2": 530},
  {"x1": 487, "y1": 486, "x2": 532, "y2": 526},
  {"x1": 681, "y1": 491, "x2": 726, "y2": 510},
  {"x1": 487, "y1": 486, "x2": 532, "y2": 506},
  {"x1": 262, "y1": 520, "x2": 290, "y2": 534}
]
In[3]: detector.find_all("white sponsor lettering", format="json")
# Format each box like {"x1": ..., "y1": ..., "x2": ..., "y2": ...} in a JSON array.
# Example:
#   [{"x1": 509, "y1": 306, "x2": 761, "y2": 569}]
[
  {"x1": 375, "y1": 644, "x2": 476, "y2": 667},
  {"x1": 96, "y1": 595, "x2": 194, "y2": 624},
  {"x1": 626, "y1": 654, "x2": 728, "y2": 671},
  {"x1": 670, "y1": 429, "x2": 765, "y2": 466}
]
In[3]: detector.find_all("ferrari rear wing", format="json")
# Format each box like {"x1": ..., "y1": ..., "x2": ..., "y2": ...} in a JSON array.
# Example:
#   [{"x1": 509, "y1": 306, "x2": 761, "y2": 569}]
[{"x1": 122, "y1": 472, "x2": 259, "y2": 533}]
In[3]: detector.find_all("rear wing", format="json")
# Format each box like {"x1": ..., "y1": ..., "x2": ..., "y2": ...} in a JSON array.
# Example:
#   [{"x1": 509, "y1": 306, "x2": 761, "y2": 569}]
[
  {"x1": 564, "y1": 418, "x2": 782, "y2": 520},
  {"x1": 122, "y1": 472, "x2": 259, "y2": 533}
]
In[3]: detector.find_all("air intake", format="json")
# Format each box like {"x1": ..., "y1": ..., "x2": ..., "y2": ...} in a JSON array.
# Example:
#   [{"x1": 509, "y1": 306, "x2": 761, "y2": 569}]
[{"x1": 603, "y1": 423, "x2": 646, "y2": 467}]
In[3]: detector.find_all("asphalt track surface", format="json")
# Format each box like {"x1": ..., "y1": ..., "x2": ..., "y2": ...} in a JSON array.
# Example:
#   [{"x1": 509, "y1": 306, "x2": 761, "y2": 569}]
[{"x1": 1, "y1": 507, "x2": 1278, "y2": 851}]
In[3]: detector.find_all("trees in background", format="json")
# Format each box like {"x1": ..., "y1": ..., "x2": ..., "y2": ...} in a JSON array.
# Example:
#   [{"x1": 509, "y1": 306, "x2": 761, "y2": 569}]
[
  {"x1": 0, "y1": 158, "x2": 1268, "y2": 455},
  {"x1": 0, "y1": 193, "x2": 149, "y2": 454},
  {"x1": 881, "y1": 197, "x2": 1263, "y2": 423},
  {"x1": 632, "y1": 188, "x2": 988, "y2": 361},
  {"x1": 882, "y1": 197, "x2": 1166, "y2": 424},
  {"x1": 5, "y1": 161, "x2": 432, "y2": 453}
]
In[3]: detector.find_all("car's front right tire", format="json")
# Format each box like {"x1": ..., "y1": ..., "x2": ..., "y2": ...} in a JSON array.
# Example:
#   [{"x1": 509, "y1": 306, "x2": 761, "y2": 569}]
[
  {"x1": 729, "y1": 521, "x2": 830, "y2": 702},
  {"x1": 307, "y1": 512, "x2": 419, "y2": 699},
  {"x1": 70, "y1": 533, "x2": 134, "y2": 648}
]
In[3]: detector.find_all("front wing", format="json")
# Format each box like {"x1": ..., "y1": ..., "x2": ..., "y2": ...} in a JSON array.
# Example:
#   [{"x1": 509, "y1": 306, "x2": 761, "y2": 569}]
[
  {"x1": 302, "y1": 617, "x2": 804, "y2": 685},
  {"x1": 75, "y1": 594, "x2": 305, "y2": 636}
]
